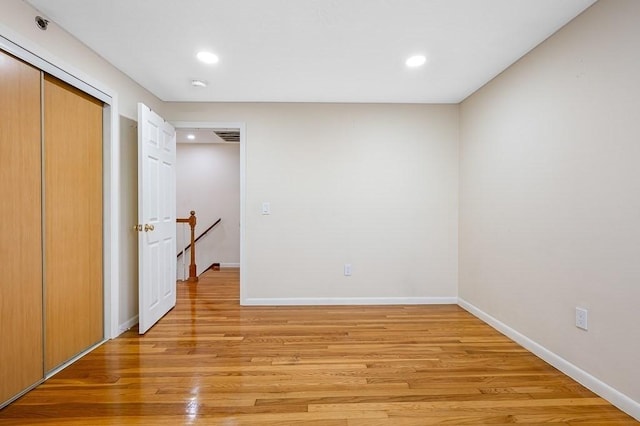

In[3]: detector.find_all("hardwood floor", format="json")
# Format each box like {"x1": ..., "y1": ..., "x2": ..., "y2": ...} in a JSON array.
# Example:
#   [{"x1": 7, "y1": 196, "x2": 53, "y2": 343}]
[{"x1": 1, "y1": 268, "x2": 636, "y2": 425}]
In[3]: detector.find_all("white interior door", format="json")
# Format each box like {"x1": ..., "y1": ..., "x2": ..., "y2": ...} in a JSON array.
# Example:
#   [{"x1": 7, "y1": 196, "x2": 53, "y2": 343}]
[{"x1": 137, "y1": 103, "x2": 176, "y2": 334}]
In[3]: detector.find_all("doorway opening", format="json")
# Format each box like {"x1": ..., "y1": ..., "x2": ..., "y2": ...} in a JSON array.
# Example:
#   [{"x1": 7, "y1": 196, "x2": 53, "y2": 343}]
[{"x1": 173, "y1": 122, "x2": 245, "y2": 300}]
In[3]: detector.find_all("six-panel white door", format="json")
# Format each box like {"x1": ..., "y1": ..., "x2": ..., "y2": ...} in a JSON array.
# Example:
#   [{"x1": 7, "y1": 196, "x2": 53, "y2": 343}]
[{"x1": 137, "y1": 103, "x2": 177, "y2": 334}]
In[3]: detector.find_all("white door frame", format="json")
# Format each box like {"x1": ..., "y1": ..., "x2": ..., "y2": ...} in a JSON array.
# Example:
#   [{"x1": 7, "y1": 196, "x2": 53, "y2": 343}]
[
  {"x1": 0, "y1": 34, "x2": 120, "y2": 339},
  {"x1": 172, "y1": 121, "x2": 246, "y2": 301}
]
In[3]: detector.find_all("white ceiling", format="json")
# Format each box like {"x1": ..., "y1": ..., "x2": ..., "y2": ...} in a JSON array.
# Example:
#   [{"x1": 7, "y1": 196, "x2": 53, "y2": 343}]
[{"x1": 27, "y1": 0, "x2": 596, "y2": 104}]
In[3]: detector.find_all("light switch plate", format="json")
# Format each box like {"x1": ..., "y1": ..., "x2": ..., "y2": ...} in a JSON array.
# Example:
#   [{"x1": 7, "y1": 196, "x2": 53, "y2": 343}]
[{"x1": 344, "y1": 264, "x2": 352, "y2": 276}]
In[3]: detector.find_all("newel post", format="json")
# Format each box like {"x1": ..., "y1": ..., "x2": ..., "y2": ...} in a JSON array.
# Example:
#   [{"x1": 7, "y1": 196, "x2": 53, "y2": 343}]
[
  {"x1": 177, "y1": 210, "x2": 198, "y2": 283},
  {"x1": 187, "y1": 210, "x2": 198, "y2": 282}
]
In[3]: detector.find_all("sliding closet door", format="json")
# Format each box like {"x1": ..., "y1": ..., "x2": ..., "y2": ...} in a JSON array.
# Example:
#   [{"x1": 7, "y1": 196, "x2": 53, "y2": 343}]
[
  {"x1": 43, "y1": 75, "x2": 103, "y2": 371},
  {"x1": 0, "y1": 51, "x2": 43, "y2": 403}
]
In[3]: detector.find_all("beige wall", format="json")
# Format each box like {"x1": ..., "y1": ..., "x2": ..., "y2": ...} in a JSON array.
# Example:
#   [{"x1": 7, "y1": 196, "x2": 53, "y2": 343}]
[
  {"x1": 118, "y1": 117, "x2": 138, "y2": 329},
  {"x1": 460, "y1": 0, "x2": 640, "y2": 405},
  {"x1": 166, "y1": 102, "x2": 459, "y2": 302},
  {"x1": 176, "y1": 143, "x2": 241, "y2": 273}
]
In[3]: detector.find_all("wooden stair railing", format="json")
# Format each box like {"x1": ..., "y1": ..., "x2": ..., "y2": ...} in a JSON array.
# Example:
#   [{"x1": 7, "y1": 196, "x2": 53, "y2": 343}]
[
  {"x1": 176, "y1": 214, "x2": 223, "y2": 282},
  {"x1": 176, "y1": 211, "x2": 197, "y2": 282},
  {"x1": 177, "y1": 217, "x2": 222, "y2": 255}
]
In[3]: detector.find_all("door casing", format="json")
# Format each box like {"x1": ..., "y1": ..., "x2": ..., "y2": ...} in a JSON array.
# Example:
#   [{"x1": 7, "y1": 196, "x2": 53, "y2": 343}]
[{"x1": 172, "y1": 121, "x2": 246, "y2": 302}]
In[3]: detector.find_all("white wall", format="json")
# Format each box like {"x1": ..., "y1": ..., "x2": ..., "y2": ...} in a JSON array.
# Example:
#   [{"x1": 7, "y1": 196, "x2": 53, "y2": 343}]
[
  {"x1": 166, "y1": 102, "x2": 459, "y2": 303},
  {"x1": 176, "y1": 143, "x2": 240, "y2": 274},
  {"x1": 460, "y1": 0, "x2": 640, "y2": 410}
]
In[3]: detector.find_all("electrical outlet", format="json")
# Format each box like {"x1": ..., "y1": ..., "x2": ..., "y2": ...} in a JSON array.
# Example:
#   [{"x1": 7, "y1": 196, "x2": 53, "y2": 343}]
[
  {"x1": 575, "y1": 307, "x2": 588, "y2": 330},
  {"x1": 344, "y1": 264, "x2": 352, "y2": 276}
]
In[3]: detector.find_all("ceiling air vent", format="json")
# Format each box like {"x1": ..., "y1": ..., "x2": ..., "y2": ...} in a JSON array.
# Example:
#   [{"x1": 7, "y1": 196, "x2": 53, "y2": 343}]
[{"x1": 214, "y1": 129, "x2": 240, "y2": 143}]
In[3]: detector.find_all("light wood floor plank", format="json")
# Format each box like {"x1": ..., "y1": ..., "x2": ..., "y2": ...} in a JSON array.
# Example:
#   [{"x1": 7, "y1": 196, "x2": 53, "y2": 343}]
[{"x1": 0, "y1": 268, "x2": 636, "y2": 424}]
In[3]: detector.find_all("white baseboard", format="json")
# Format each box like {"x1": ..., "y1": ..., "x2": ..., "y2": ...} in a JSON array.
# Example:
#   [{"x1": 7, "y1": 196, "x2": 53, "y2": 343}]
[
  {"x1": 221, "y1": 263, "x2": 240, "y2": 268},
  {"x1": 458, "y1": 298, "x2": 640, "y2": 422},
  {"x1": 242, "y1": 296, "x2": 457, "y2": 306},
  {"x1": 118, "y1": 315, "x2": 139, "y2": 335}
]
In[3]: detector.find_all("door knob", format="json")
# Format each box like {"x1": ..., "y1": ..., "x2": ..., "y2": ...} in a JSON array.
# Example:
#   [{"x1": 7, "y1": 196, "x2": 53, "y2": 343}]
[
  {"x1": 144, "y1": 224, "x2": 155, "y2": 232},
  {"x1": 133, "y1": 224, "x2": 142, "y2": 232}
]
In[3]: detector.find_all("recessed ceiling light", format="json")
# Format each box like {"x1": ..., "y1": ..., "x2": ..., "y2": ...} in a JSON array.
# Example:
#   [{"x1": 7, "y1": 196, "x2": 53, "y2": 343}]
[
  {"x1": 406, "y1": 55, "x2": 427, "y2": 68},
  {"x1": 191, "y1": 79, "x2": 208, "y2": 87},
  {"x1": 187, "y1": 134, "x2": 195, "y2": 140},
  {"x1": 196, "y1": 51, "x2": 219, "y2": 64}
]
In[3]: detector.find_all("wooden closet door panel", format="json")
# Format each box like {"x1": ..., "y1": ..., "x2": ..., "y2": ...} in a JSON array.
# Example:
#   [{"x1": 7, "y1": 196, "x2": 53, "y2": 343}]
[
  {"x1": 43, "y1": 75, "x2": 103, "y2": 371},
  {"x1": 0, "y1": 51, "x2": 43, "y2": 404}
]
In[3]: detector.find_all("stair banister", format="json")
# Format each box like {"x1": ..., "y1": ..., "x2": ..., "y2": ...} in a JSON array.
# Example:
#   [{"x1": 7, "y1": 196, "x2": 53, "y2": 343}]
[{"x1": 176, "y1": 210, "x2": 198, "y2": 282}]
